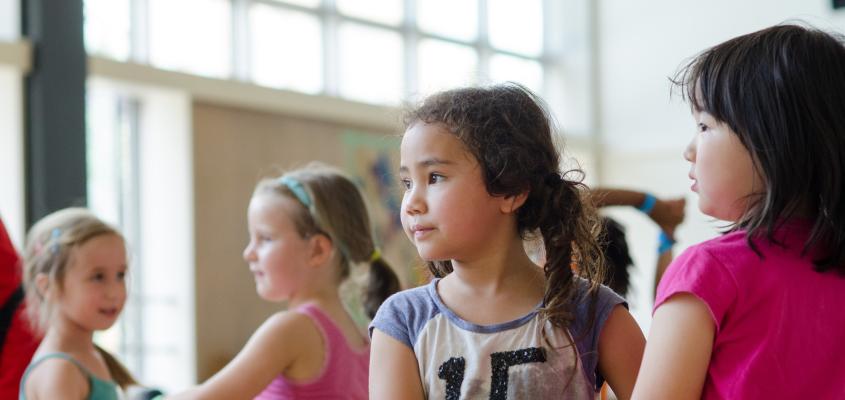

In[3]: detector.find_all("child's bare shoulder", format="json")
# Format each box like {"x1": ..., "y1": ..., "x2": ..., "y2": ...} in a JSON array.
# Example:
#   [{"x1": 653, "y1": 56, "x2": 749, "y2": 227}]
[
  {"x1": 254, "y1": 310, "x2": 324, "y2": 350},
  {"x1": 26, "y1": 355, "x2": 89, "y2": 399}
]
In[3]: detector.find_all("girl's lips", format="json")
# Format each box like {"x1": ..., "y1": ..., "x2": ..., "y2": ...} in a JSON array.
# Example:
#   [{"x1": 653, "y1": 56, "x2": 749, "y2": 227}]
[
  {"x1": 99, "y1": 308, "x2": 119, "y2": 317},
  {"x1": 411, "y1": 225, "x2": 434, "y2": 239}
]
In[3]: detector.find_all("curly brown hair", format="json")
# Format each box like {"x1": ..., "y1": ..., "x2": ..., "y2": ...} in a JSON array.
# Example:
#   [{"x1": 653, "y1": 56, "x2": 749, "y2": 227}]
[{"x1": 404, "y1": 83, "x2": 606, "y2": 332}]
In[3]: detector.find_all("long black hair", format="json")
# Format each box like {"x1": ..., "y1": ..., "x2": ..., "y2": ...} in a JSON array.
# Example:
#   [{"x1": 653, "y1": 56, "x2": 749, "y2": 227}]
[{"x1": 673, "y1": 23, "x2": 845, "y2": 273}]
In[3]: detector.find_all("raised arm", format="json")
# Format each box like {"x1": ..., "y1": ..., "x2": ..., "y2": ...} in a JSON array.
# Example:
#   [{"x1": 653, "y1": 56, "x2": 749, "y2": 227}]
[
  {"x1": 592, "y1": 188, "x2": 685, "y2": 236},
  {"x1": 369, "y1": 329, "x2": 425, "y2": 400}
]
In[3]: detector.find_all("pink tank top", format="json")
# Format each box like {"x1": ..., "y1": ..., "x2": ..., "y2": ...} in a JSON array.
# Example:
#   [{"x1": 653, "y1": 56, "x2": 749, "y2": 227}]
[{"x1": 254, "y1": 303, "x2": 370, "y2": 400}]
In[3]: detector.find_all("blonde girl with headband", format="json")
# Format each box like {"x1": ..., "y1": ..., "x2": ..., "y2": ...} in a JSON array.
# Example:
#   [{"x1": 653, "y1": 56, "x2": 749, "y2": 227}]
[
  {"x1": 20, "y1": 208, "x2": 137, "y2": 400},
  {"x1": 170, "y1": 162, "x2": 400, "y2": 400}
]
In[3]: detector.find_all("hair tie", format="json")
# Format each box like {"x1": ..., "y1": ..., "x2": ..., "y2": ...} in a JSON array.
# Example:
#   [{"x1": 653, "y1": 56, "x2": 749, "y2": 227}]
[
  {"x1": 369, "y1": 248, "x2": 382, "y2": 263},
  {"x1": 48, "y1": 228, "x2": 61, "y2": 254},
  {"x1": 544, "y1": 172, "x2": 562, "y2": 188},
  {"x1": 279, "y1": 177, "x2": 312, "y2": 208}
]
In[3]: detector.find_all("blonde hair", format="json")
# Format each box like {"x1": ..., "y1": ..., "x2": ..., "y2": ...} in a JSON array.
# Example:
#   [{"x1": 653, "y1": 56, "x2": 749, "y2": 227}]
[
  {"x1": 254, "y1": 163, "x2": 400, "y2": 318},
  {"x1": 22, "y1": 207, "x2": 138, "y2": 389}
]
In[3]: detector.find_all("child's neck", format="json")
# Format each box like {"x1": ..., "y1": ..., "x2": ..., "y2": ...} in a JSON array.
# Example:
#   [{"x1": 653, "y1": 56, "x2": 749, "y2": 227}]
[
  {"x1": 438, "y1": 236, "x2": 544, "y2": 325},
  {"x1": 43, "y1": 318, "x2": 96, "y2": 353},
  {"x1": 446, "y1": 235, "x2": 543, "y2": 297},
  {"x1": 286, "y1": 280, "x2": 344, "y2": 312}
]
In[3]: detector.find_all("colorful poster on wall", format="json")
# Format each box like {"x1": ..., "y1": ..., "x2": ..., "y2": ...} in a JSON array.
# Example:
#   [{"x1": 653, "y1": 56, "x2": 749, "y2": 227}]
[{"x1": 341, "y1": 131, "x2": 424, "y2": 321}]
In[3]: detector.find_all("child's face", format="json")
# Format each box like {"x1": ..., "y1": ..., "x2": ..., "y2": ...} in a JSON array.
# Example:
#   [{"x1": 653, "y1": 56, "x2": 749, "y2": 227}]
[
  {"x1": 685, "y1": 111, "x2": 762, "y2": 221},
  {"x1": 56, "y1": 234, "x2": 127, "y2": 332},
  {"x1": 244, "y1": 193, "x2": 313, "y2": 302},
  {"x1": 399, "y1": 122, "x2": 514, "y2": 262}
]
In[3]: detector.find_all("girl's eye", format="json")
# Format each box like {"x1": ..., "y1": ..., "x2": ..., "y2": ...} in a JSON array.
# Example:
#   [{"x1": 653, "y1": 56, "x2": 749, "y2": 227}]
[
  {"x1": 429, "y1": 173, "x2": 444, "y2": 184},
  {"x1": 400, "y1": 178, "x2": 411, "y2": 190},
  {"x1": 92, "y1": 273, "x2": 105, "y2": 282},
  {"x1": 698, "y1": 123, "x2": 709, "y2": 132},
  {"x1": 117, "y1": 271, "x2": 126, "y2": 280}
]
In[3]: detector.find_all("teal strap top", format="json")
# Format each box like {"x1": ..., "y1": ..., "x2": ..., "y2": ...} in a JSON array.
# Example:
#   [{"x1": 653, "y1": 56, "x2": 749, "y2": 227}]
[{"x1": 19, "y1": 352, "x2": 120, "y2": 400}]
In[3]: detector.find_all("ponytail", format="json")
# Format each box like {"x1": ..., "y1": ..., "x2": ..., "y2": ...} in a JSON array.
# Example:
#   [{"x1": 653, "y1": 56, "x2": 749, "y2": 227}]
[
  {"x1": 534, "y1": 172, "x2": 605, "y2": 333},
  {"x1": 363, "y1": 252, "x2": 400, "y2": 319},
  {"x1": 95, "y1": 344, "x2": 137, "y2": 391}
]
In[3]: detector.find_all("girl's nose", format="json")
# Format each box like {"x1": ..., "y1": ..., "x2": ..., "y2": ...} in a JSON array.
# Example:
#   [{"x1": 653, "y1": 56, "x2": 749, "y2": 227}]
[
  {"x1": 107, "y1": 279, "x2": 126, "y2": 300},
  {"x1": 684, "y1": 136, "x2": 696, "y2": 162},
  {"x1": 243, "y1": 241, "x2": 255, "y2": 262},
  {"x1": 403, "y1": 186, "x2": 427, "y2": 215}
]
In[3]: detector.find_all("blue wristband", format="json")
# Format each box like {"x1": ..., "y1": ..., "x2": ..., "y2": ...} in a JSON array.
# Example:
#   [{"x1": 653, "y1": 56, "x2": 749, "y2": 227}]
[
  {"x1": 638, "y1": 193, "x2": 657, "y2": 214},
  {"x1": 658, "y1": 231, "x2": 676, "y2": 255}
]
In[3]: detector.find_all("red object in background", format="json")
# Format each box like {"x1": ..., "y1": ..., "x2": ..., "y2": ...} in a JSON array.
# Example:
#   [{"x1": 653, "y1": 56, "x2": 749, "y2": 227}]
[{"x1": 0, "y1": 218, "x2": 40, "y2": 399}]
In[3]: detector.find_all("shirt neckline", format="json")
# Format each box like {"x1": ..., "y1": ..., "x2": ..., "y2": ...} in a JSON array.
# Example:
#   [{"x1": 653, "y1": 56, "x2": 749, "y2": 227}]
[{"x1": 426, "y1": 278, "x2": 544, "y2": 334}]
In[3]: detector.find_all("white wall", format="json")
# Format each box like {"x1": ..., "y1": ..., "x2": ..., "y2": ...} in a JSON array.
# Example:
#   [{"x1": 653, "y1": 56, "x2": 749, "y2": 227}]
[
  {"x1": 0, "y1": 65, "x2": 24, "y2": 248},
  {"x1": 596, "y1": 0, "x2": 845, "y2": 332}
]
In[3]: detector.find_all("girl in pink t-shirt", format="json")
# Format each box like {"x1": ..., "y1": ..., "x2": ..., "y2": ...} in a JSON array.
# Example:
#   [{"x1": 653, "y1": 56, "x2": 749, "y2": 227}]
[
  {"x1": 169, "y1": 163, "x2": 399, "y2": 399},
  {"x1": 633, "y1": 23, "x2": 845, "y2": 399}
]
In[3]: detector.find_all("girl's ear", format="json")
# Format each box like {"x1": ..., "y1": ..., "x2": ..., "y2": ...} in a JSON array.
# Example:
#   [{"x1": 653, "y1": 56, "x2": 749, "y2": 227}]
[
  {"x1": 35, "y1": 272, "x2": 51, "y2": 299},
  {"x1": 308, "y1": 234, "x2": 335, "y2": 267},
  {"x1": 500, "y1": 191, "x2": 529, "y2": 214}
]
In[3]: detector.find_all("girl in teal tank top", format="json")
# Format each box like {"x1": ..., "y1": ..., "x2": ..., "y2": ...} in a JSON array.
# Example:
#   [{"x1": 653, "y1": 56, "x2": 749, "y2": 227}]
[
  {"x1": 20, "y1": 352, "x2": 119, "y2": 400},
  {"x1": 19, "y1": 209, "x2": 137, "y2": 399}
]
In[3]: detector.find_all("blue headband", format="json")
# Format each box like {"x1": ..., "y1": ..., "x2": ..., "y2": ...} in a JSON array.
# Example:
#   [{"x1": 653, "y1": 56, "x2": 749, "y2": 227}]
[{"x1": 279, "y1": 177, "x2": 312, "y2": 208}]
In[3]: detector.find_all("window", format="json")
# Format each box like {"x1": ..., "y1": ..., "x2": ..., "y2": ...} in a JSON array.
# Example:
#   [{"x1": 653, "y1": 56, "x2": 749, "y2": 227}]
[
  {"x1": 0, "y1": 0, "x2": 19, "y2": 41},
  {"x1": 249, "y1": 4, "x2": 323, "y2": 93},
  {"x1": 87, "y1": 80, "x2": 195, "y2": 392},
  {"x1": 83, "y1": 0, "x2": 131, "y2": 60},
  {"x1": 83, "y1": 0, "x2": 570, "y2": 108},
  {"x1": 417, "y1": 39, "x2": 477, "y2": 97},
  {"x1": 148, "y1": 0, "x2": 232, "y2": 78},
  {"x1": 337, "y1": 23, "x2": 403, "y2": 104}
]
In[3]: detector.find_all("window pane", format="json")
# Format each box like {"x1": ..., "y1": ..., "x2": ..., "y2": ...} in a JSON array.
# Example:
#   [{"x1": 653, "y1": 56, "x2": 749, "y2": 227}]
[
  {"x1": 266, "y1": 0, "x2": 319, "y2": 8},
  {"x1": 337, "y1": 0, "x2": 403, "y2": 26},
  {"x1": 0, "y1": 0, "x2": 19, "y2": 40},
  {"x1": 249, "y1": 4, "x2": 322, "y2": 94},
  {"x1": 417, "y1": 0, "x2": 476, "y2": 42},
  {"x1": 84, "y1": 0, "x2": 131, "y2": 60},
  {"x1": 417, "y1": 39, "x2": 477, "y2": 96},
  {"x1": 338, "y1": 23, "x2": 403, "y2": 105},
  {"x1": 489, "y1": 53, "x2": 543, "y2": 95},
  {"x1": 488, "y1": 0, "x2": 542, "y2": 56},
  {"x1": 148, "y1": 0, "x2": 232, "y2": 78}
]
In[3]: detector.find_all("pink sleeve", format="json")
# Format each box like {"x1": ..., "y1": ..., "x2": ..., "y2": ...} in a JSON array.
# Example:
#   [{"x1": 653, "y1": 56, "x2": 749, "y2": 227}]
[{"x1": 654, "y1": 244, "x2": 738, "y2": 333}]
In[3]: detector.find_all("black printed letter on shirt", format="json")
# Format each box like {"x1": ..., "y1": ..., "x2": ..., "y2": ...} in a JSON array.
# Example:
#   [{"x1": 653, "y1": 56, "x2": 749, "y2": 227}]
[
  {"x1": 438, "y1": 357, "x2": 465, "y2": 400},
  {"x1": 437, "y1": 348, "x2": 547, "y2": 400},
  {"x1": 489, "y1": 347, "x2": 547, "y2": 400}
]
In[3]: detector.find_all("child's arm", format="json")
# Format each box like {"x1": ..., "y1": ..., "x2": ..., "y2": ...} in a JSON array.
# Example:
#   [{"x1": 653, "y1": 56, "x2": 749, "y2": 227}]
[
  {"x1": 597, "y1": 304, "x2": 645, "y2": 400},
  {"x1": 24, "y1": 358, "x2": 89, "y2": 400},
  {"x1": 369, "y1": 329, "x2": 425, "y2": 400},
  {"x1": 631, "y1": 293, "x2": 714, "y2": 400},
  {"x1": 166, "y1": 311, "x2": 312, "y2": 400}
]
